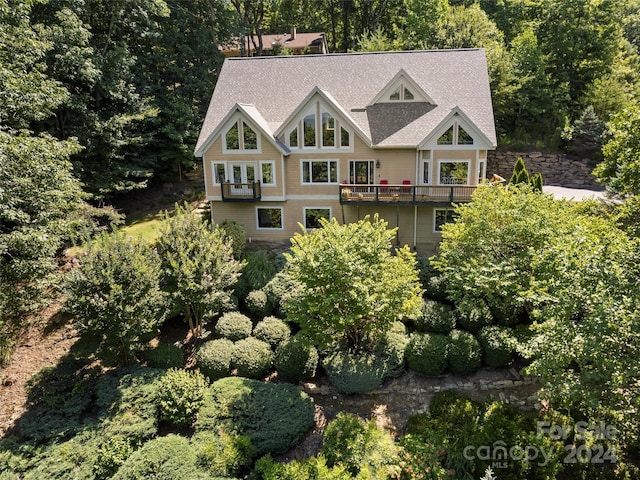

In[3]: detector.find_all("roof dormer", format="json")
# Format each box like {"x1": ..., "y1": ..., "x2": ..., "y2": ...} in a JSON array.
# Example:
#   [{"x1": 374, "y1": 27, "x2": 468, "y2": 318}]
[{"x1": 371, "y1": 69, "x2": 434, "y2": 105}]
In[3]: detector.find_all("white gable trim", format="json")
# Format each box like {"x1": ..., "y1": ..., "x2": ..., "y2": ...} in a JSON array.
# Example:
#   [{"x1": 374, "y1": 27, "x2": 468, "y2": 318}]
[
  {"x1": 418, "y1": 107, "x2": 495, "y2": 150},
  {"x1": 194, "y1": 103, "x2": 290, "y2": 157},
  {"x1": 370, "y1": 69, "x2": 435, "y2": 105}
]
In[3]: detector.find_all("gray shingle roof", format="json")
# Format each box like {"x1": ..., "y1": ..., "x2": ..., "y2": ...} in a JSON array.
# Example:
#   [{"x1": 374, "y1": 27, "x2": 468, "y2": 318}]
[{"x1": 195, "y1": 49, "x2": 496, "y2": 156}]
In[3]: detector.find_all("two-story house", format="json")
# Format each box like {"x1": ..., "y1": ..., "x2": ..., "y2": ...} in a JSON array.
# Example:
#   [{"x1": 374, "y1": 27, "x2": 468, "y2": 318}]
[{"x1": 194, "y1": 49, "x2": 497, "y2": 253}]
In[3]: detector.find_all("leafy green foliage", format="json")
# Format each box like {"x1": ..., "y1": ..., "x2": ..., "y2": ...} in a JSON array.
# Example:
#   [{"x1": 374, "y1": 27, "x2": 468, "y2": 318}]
[
  {"x1": 390, "y1": 434, "x2": 453, "y2": 480},
  {"x1": 231, "y1": 337, "x2": 273, "y2": 379},
  {"x1": 415, "y1": 299, "x2": 456, "y2": 333},
  {"x1": 282, "y1": 215, "x2": 422, "y2": 351},
  {"x1": 406, "y1": 332, "x2": 449, "y2": 376},
  {"x1": 252, "y1": 316, "x2": 290, "y2": 348},
  {"x1": 274, "y1": 334, "x2": 319, "y2": 384},
  {"x1": 236, "y1": 249, "x2": 277, "y2": 298},
  {"x1": 156, "y1": 368, "x2": 209, "y2": 427},
  {"x1": 157, "y1": 203, "x2": 243, "y2": 335},
  {"x1": 112, "y1": 434, "x2": 211, "y2": 480},
  {"x1": 253, "y1": 453, "x2": 351, "y2": 480},
  {"x1": 509, "y1": 156, "x2": 530, "y2": 185},
  {"x1": 321, "y1": 412, "x2": 396, "y2": 477},
  {"x1": 196, "y1": 338, "x2": 235, "y2": 380},
  {"x1": 477, "y1": 326, "x2": 515, "y2": 368},
  {"x1": 447, "y1": 330, "x2": 482, "y2": 375},
  {"x1": 322, "y1": 350, "x2": 387, "y2": 394},
  {"x1": 196, "y1": 377, "x2": 315, "y2": 456},
  {"x1": 218, "y1": 219, "x2": 247, "y2": 259},
  {"x1": 143, "y1": 342, "x2": 184, "y2": 369},
  {"x1": 65, "y1": 232, "x2": 167, "y2": 364},
  {"x1": 192, "y1": 430, "x2": 255, "y2": 478},
  {"x1": 245, "y1": 290, "x2": 275, "y2": 318},
  {"x1": 376, "y1": 325, "x2": 410, "y2": 379},
  {"x1": 94, "y1": 436, "x2": 136, "y2": 479},
  {"x1": 454, "y1": 296, "x2": 493, "y2": 333},
  {"x1": 215, "y1": 312, "x2": 253, "y2": 341}
]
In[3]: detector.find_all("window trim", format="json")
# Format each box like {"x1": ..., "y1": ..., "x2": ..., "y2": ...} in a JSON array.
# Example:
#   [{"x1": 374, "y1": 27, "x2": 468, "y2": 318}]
[
  {"x1": 222, "y1": 117, "x2": 262, "y2": 154},
  {"x1": 421, "y1": 160, "x2": 431, "y2": 185},
  {"x1": 433, "y1": 208, "x2": 457, "y2": 233},
  {"x1": 303, "y1": 206, "x2": 332, "y2": 230},
  {"x1": 300, "y1": 159, "x2": 339, "y2": 185},
  {"x1": 437, "y1": 159, "x2": 470, "y2": 186},
  {"x1": 256, "y1": 206, "x2": 284, "y2": 230},
  {"x1": 259, "y1": 160, "x2": 276, "y2": 186},
  {"x1": 211, "y1": 161, "x2": 227, "y2": 185}
]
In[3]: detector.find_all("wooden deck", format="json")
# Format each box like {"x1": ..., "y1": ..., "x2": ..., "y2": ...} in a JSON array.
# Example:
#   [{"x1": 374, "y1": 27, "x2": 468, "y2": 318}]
[{"x1": 339, "y1": 184, "x2": 476, "y2": 206}]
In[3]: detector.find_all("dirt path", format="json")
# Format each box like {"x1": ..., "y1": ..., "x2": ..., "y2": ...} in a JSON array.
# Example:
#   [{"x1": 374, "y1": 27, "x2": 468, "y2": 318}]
[{"x1": 0, "y1": 306, "x2": 80, "y2": 438}]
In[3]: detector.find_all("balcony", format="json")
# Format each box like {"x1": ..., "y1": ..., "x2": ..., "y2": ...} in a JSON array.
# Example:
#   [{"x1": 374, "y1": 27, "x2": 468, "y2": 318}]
[
  {"x1": 221, "y1": 181, "x2": 262, "y2": 202},
  {"x1": 339, "y1": 183, "x2": 476, "y2": 206}
]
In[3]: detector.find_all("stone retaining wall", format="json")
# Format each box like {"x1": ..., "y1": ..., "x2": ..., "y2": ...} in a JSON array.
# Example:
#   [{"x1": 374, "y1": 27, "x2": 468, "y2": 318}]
[{"x1": 488, "y1": 151, "x2": 604, "y2": 190}]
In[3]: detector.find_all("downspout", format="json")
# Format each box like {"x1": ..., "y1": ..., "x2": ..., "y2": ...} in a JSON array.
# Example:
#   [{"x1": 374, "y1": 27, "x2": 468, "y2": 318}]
[{"x1": 413, "y1": 205, "x2": 417, "y2": 251}]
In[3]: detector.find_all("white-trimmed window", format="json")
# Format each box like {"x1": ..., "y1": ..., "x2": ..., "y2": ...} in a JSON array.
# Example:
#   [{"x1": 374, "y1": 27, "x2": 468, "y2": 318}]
[
  {"x1": 212, "y1": 161, "x2": 226, "y2": 185},
  {"x1": 438, "y1": 160, "x2": 469, "y2": 185},
  {"x1": 304, "y1": 207, "x2": 331, "y2": 229},
  {"x1": 287, "y1": 102, "x2": 351, "y2": 150},
  {"x1": 437, "y1": 122, "x2": 474, "y2": 146},
  {"x1": 256, "y1": 207, "x2": 283, "y2": 229},
  {"x1": 434, "y1": 208, "x2": 457, "y2": 232},
  {"x1": 224, "y1": 119, "x2": 260, "y2": 152},
  {"x1": 349, "y1": 160, "x2": 375, "y2": 184},
  {"x1": 301, "y1": 159, "x2": 338, "y2": 184},
  {"x1": 421, "y1": 160, "x2": 430, "y2": 184},
  {"x1": 260, "y1": 161, "x2": 276, "y2": 185},
  {"x1": 389, "y1": 84, "x2": 415, "y2": 102}
]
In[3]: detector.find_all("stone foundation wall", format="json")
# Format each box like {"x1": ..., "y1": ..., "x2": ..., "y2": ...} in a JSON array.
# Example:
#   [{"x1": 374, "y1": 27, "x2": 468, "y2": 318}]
[{"x1": 488, "y1": 151, "x2": 604, "y2": 190}]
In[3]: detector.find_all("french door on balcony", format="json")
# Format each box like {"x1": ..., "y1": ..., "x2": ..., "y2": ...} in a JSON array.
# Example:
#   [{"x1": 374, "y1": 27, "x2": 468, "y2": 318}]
[
  {"x1": 230, "y1": 162, "x2": 257, "y2": 194},
  {"x1": 349, "y1": 160, "x2": 375, "y2": 187}
]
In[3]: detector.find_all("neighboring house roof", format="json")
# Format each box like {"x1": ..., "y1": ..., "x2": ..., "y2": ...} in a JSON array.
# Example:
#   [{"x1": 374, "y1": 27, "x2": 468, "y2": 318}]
[
  {"x1": 195, "y1": 49, "x2": 497, "y2": 156},
  {"x1": 220, "y1": 29, "x2": 328, "y2": 56}
]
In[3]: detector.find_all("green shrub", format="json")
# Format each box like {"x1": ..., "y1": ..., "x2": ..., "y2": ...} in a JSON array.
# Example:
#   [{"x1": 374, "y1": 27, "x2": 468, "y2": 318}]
[
  {"x1": 455, "y1": 296, "x2": 493, "y2": 333},
  {"x1": 215, "y1": 311, "x2": 253, "y2": 341},
  {"x1": 196, "y1": 338, "x2": 234, "y2": 380},
  {"x1": 96, "y1": 366, "x2": 164, "y2": 442},
  {"x1": 245, "y1": 290, "x2": 275, "y2": 318},
  {"x1": 253, "y1": 454, "x2": 351, "y2": 480},
  {"x1": 112, "y1": 434, "x2": 211, "y2": 480},
  {"x1": 391, "y1": 434, "x2": 451, "y2": 480},
  {"x1": 406, "y1": 332, "x2": 449, "y2": 376},
  {"x1": 262, "y1": 270, "x2": 301, "y2": 315},
  {"x1": 447, "y1": 329, "x2": 482, "y2": 374},
  {"x1": 94, "y1": 436, "x2": 135, "y2": 479},
  {"x1": 242, "y1": 250, "x2": 277, "y2": 290},
  {"x1": 415, "y1": 299, "x2": 456, "y2": 333},
  {"x1": 428, "y1": 392, "x2": 482, "y2": 426},
  {"x1": 231, "y1": 337, "x2": 273, "y2": 379},
  {"x1": 143, "y1": 342, "x2": 183, "y2": 369},
  {"x1": 321, "y1": 412, "x2": 396, "y2": 477},
  {"x1": 253, "y1": 316, "x2": 290, "y2": 348},
  {"x1": 218, "y1": 219, "x2": 247, "y2": 259},
  {"x1": 196, "y1": 377, "x2": 315, "y2": 456},
  {"x1": 156, "y1": 368, "x2": 209, "y2": 427},
  {"x1": 478, "y1": 325, "x2": 516, "y2": 367},
  {"x1": 322, "y1": 350, "x2": 386, "y2": 394},
  {"x1": 192, "y1": 430, "x2": 255, "y2": 477},
  {"x1": 274, "y1": 334, "x2": 319, "y2": 383},
  {"x1": 376, "y1": 327, "x2": 409, "y2": 379},
  {"x1": 416, "y1": 257, "x2": 449, "y2": 302}
]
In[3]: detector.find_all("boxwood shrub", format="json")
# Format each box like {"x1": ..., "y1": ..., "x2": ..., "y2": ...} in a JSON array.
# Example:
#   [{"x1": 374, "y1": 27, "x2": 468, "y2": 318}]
[
  {"x1": 196, "y1": 338, "x2": 234, "y2": 380},
  {"x1": 447, "y1": 330, "x2": 482, "y2": 374},
  {"x1": 406, "y1": 332, "x2": 449, "y2": 376},
  {"x1": 215, "y1": 312, "x2": 253, "y2": 341},
  {"x1": 196, "y1": 377, "x2": 315, "y2": 456},
  {"x1": 376, "y1": 325, "x2": 409, "y2": 379},
  {"x1": 191, "y1": 430, "x2": 255, "y2": 478},
  {"x1": 143, "y1": 342, "x2": 183, "y2": 369},
  {"x1": 415, "y1": 299, "x2": 456, "y2": 333},
  {"x1": 477, "y1": 325, "x2": 516, "y2": 367},
  {"x1": 245, "y1": 290, "x2": 274, "y2": 318},
  {"x1": 455, "y1": 296, "x2": 493, "y2": 333},
  {"x1": 322, "y1": 350, "x2": 386, "y2": 394},
  {"x1": 156, "y1": 368, "x2": 209, "y2": 427},
  {"x1": 274, "y1": 335, "x2": 319, "y2": 383},
  {"x1": 231, "y1": 337, "x2": 273, "y2": 379},
  {"x1": 253, "y1": 316, "x2": 290, "y2": 348}
]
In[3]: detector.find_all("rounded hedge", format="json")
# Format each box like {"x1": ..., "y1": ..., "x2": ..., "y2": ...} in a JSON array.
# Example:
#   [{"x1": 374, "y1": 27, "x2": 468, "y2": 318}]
[
  {"x1": 477, "y1": 325, "x2": 515, "y2": 367},
  {"x1": 231, "y1": 337, "x2": 273, "y2": 379},
  {"x1": 245, "y1": 290, "x2": 274, "y2": 318},
  {"x1": 253, "y1": 316, "x2": 291, "y2": 348},
  {"x1": 455, "y1": 296, "x2": 493, "y2": 333},
  {"x1": 218, "y1": 219, "x2": 247, "y2": 260},
  {"x1": 447, "y1": 330, "x2": 482, "y2": 374},
  {"x1": 415, "y1": 299, "x2": 456, "y2": 333},
  {"x1": 322, "y1": 350, "x2": 386, "y2": 394},
  {"x1": 376, "y1": 329, "x2": 409, "y2": 379},
  {"x1": 215, "y1": 312, "x2": 253, "y2": 341},
  {"x1": 196, "y1": 377, "x2": 315, "y2": 456},
  {"x1": 196, "y1": 338, "x2": 234, "y2": 380},
  {"x1": 156, "y1": 368, "x2": 209, "y2": 427},
  {"x1": 406, "y1": 332, "x2": 449, "y2": 376},
  {"x1": 274, "y1": 335, "x2": 319, "y2": 383},
  {"x1": 143, "y1": 342, "x2": 183, "y2": 369}
]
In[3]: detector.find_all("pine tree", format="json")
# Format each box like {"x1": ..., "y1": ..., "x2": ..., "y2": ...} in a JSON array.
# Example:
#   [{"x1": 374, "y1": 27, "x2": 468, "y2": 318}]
[{"x1": 509, "y1": 157, "x2": 530, "y2": 185}]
